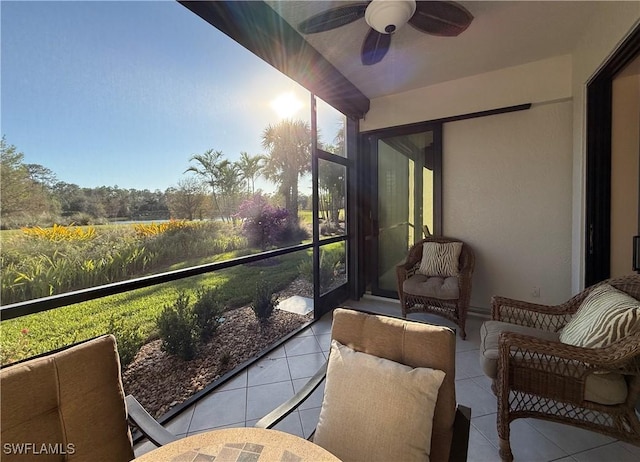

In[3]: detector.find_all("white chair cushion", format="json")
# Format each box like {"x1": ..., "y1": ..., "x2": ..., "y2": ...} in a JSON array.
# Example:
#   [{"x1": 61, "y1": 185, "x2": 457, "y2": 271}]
[
  {"x1": 314, "y1": 340, "x2": 445, "y2": 462},
  {"x1": 403, "y1": 274, "x2": 459, "y2": 300}
]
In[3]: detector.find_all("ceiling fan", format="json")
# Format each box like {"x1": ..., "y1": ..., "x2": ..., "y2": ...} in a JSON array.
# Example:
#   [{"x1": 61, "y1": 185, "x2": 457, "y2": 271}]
[{"x1": 297, "y1": 0, "x2": 473, "y2": 65}]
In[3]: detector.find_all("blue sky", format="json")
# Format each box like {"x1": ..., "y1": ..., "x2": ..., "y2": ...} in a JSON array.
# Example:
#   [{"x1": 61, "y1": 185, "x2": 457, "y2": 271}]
[{"x1": 2, "y1": 0, "x2": 341, "y2": 192}]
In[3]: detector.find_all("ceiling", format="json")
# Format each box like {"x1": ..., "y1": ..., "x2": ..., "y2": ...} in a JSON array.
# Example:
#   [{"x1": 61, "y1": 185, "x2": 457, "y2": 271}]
[{"x1": 266, "y1": 1, "x2": 605, "y2": 99}]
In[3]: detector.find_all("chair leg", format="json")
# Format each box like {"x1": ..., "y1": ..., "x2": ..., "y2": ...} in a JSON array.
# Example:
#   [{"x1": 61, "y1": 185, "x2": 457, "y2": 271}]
[
  {"x1": 459, "y1": 325, "x2": 466, "y2": 340},
  {"x1": 458, "y1": 305, "x2": 467, "y2": 340},
  {"x1": 496, "y1": 378, "x2": 513, "y2": 462},
  {"x1": 498, "y1": 438, "x2": 514, "y2": 462}
]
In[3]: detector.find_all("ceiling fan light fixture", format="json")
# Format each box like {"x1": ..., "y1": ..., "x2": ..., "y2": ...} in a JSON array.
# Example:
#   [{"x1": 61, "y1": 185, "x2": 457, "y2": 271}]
[{"x1": 365, "y1": 0, "x2": 416, "y2": 34}]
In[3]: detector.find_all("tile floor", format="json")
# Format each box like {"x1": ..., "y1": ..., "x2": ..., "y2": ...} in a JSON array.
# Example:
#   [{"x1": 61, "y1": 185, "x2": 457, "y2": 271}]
[{"x1": 134, "y1": 296, "x2": 640, "y2": 461}]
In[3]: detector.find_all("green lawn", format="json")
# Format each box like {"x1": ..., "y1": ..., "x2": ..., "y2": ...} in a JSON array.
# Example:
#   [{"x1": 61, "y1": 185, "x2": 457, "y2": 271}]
[{"x1": 0, "y1": 249, "x2": 309, "y2": 365}]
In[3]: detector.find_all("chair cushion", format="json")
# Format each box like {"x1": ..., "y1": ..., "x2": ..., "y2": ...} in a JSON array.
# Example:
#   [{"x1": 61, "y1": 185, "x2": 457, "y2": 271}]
[
  {"x1": 314, "y1": 340, "x2": 445, "y2": 462},
  {"x1": 1, "y1": 335, "x2": 134, "y2": 462},
  {"x1": 480, "y1": 320, "x2": 628, "y2": 405},
  {"x1": 418, "y1": 241, "x2": 462, "y2": 277},
  {"x1": 330, "y1": 308, "x2": 457, "y2": 462},
  {"x1": 559, "y1": 283, "x2": 640, "y2": 348},
  {"x1": 403, "y1": 274, "x2": 459, "y2": 300},
  {"x1": 480, "y1": 320, "x2": 561, "y2": 378}
]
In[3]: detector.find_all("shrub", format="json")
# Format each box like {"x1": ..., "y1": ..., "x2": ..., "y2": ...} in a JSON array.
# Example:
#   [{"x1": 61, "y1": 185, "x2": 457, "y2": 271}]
[
  {"x1": 236, "y1": 195, "x2": 290, "y2": 249},
  {"x1": 108, "y1": 317, "x2": 144, "y2": 368},
  {"x1": 157, "y1": 291, "x2": 198, "y2": 360},
  {"x1": 298, "y1": 248, "x2": 344, "y2": 289},
  {"x1": 251, "y1": 279, "x2": 278, "y2": 324},
  {"x1": 0, "y1": 328, "x2": 31, "y2": 365},
  {"x1": 192, "y1": 286, "x2": 225, "y2": 341}
]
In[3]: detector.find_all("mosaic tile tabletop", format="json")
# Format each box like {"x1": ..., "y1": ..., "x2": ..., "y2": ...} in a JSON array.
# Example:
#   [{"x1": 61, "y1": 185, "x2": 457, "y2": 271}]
[{"x1": 133, "y1": 428, "x2": 339, "y2": 462}]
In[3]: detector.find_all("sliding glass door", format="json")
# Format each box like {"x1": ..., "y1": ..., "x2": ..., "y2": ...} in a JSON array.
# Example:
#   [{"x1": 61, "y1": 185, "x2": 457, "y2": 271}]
[{"x1": 363, "y1": 124, "x2": 441, "y2": 297}]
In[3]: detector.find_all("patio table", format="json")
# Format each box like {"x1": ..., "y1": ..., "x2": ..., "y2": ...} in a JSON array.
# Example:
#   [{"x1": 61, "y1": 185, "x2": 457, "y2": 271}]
[{"x1": 133, "y1": 427, "x2": 340, "y2": 461}]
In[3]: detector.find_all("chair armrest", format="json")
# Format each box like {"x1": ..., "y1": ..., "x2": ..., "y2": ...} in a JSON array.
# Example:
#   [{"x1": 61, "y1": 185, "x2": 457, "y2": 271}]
[
  {"x1": 491, "y1": 296, "x2": 577, "y2": 331},
  {"x1": 449, "y1": 405, "x2": 471, "y2": 462},
  {"x1": 497, "y1": 331, "x2": 640, "y2": 374},
  {"x1": 255, "y1": 361, "x2": 328, "y2": 430},
  {"x1": 396, "y1": 262, "x2": 411, "y2": 285},
  {"x1": 126, "y1": 395, "x2": 178, "y2": 447}
]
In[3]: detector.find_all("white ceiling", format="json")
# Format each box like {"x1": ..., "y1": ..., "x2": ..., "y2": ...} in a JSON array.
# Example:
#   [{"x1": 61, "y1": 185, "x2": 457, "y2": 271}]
[{"x1": 266, "y1": 1, "x2": 606, "y2": 99}]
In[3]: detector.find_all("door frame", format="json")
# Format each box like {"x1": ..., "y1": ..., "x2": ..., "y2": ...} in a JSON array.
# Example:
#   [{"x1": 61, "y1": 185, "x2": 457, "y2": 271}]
[
  {"x1": 585, "y1": 24, "x2": 640, "y2": 286},
  {"x1": 359, "y1": 122, "x2": 443, "y2": 299}
]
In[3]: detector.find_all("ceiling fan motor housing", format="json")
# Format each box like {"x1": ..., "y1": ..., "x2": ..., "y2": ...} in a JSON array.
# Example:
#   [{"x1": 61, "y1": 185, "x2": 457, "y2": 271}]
[{"x1": 365, "y1": 0, "x2": 416, "y2": 34}]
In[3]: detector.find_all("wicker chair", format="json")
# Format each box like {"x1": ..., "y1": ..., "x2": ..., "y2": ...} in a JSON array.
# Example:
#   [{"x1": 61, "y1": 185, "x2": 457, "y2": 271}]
[
  {"x1": 396, "y1": 236, "x2": 475, "y2": 339},
  {"x1": 480, "y1": 275, "x2": 640, "y2": 461}
]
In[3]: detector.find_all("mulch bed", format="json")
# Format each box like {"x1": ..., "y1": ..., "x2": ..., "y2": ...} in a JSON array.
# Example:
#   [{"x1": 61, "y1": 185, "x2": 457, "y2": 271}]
[{"x1": 122, "y1": 279, "x2": 313, "y2": 418}]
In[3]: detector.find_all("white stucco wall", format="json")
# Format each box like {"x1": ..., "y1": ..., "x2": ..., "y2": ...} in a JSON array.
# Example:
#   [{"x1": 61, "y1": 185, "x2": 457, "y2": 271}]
[
  {"x1": 361, "y1": 55, "x2": 572, "y2": 131},
  {"x1": 362, "y1": 57, "x2": 574, "y2": 310},
  {"x1": 443, "y1": 101, "x2": 573, "y2": 309}
]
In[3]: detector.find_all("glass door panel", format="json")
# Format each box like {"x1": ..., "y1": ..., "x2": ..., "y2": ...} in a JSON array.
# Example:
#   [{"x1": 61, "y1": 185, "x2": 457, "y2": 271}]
[{"x1": 371, "y1": 129, "x2": 438, "y2": 296}]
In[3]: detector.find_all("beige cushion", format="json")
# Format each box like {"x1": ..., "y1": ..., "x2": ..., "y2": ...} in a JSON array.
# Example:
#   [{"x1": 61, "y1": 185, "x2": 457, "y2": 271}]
[
  {"x1": 1, "y1": 335, "x2": 134, "y2": 462},
  {"x1": 480, "y1": 320, "x2": 560, "y2": 378},
  {"x1": 560, "y1": 283, "x2": 640, "y2": 348},
  {"x1": 330, "y1": 308, "x2": 457, "y2": 462},
  {"x1": 314, "y1": 340, "x2": 445, "y2": 462},
  {"x1": 418, "y1": 242, "x2": 462, "y2": 277},
  {"x1": 403, "y1": 274, "x2": 459, "y2": 300},
  {"x1": 480, "y1": 320, "x2": 628, "y2": 405}
]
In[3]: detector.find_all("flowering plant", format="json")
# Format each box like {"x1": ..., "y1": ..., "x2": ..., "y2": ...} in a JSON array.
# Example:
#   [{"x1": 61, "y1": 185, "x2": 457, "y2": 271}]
[{"x1": 236, "y1": 195, "x2": 290, "y2": 249}]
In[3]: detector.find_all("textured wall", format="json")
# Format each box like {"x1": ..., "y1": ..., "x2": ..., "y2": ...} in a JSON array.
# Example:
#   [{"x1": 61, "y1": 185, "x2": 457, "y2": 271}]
[
  {"x1": 362, "y1": 57, "x2": 574, "y2": 311},
  {"x1": 443, "y1": 101, "x2": 573, "y2": 309}
]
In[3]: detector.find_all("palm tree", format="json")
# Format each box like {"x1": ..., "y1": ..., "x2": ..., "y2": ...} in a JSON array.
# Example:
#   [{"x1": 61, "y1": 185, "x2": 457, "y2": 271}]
[
  {"x1": 235, "y1": 152, "x2": 264, "y2": 195},
  {"x1": 184, "y1": 149, "x2": 224, "y2": 218},
  {"x1": 216, "y1": 160, "x2": 242, "y2": 221},
  {"x1": 261, "y1": 119, "x2": 312, "y2": 224}
]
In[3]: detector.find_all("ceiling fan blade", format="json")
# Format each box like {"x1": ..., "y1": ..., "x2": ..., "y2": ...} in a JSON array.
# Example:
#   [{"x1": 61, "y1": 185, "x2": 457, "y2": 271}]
[
  {"x1": 298, "y1": 3, "x2": 369, "y2": 34},
  {"x1": 361, "y1": 28, "x2": 391, "y2": 66},
  {"x1": 409, "y1": 1, "x2": 473, "y2": 36}
]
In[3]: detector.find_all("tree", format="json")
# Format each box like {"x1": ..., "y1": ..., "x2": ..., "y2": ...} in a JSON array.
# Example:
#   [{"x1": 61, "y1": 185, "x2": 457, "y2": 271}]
[
  {"x1": 235, "y1": 152, "x2": 264, "y2": 195},
  {"x1": 1, "y1": 137, "x2": 30, "y2": 217},
  {"x1": 0, "y1": 137, "x2": 55, "y2": 222},
  {"x1": 216, "y1": 160, "x2": 242, "y2": 221},
  {"x1": 185, "y1": 149, "x2": 225, "y2": 219},
  {"x1": 26, "y1": 164, "x2": 57, "y2": 189},
  {"x1": 166, "y1": 177, "x2": 207, "y2": 220},
  {"x1": 319, "y1": 162, "x2": 345, "y2": 231},
  {"x1": 261, "y1": 120, "x2": 311, "y2": 225}
]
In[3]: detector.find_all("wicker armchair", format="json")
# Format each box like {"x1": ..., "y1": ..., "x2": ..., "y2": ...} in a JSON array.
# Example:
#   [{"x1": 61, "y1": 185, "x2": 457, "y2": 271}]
[
  {"x1": 480, "y1": 275, "x2": 640, "y2": 462},
  {"x1": 396, "y1": 236, "x2": 475, "y2": 339}
]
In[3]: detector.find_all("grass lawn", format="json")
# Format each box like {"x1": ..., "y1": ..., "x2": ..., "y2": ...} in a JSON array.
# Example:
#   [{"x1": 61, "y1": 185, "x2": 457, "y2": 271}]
[{"x1": 0, "y1": 248, "x2": 310, "y2": 365}]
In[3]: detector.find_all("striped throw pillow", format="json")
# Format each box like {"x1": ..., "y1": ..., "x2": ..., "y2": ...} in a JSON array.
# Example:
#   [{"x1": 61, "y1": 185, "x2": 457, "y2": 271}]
[
  {"x1": 417, "y1": 242, "x2": 462, "y2": 277},
  {"x1": 560, "y1": 283, "x2": 640, "y2": 348}
]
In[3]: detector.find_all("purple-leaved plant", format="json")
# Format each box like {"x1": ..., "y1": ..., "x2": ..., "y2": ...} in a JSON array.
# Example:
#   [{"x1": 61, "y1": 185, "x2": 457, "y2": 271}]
[{"x1": 236, "y1": 195, "x2": 290, "y2": 249}]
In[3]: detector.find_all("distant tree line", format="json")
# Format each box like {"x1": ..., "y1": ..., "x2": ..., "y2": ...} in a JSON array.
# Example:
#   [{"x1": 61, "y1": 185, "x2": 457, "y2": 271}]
[{"x1": 0, "y1": 118, "x2": 345, "y2": 229}]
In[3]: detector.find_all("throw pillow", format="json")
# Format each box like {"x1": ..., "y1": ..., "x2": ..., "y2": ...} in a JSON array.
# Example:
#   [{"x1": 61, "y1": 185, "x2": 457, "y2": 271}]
[
  {"x1": 313, "y1": 340, "x2": 445, "y2": 462},
  {"x1": 560, "y1": 283, "x2": 640, "y2": 348},
  {"x1": 418, "y1": 241, "x2": 462, "y2": 277}
]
